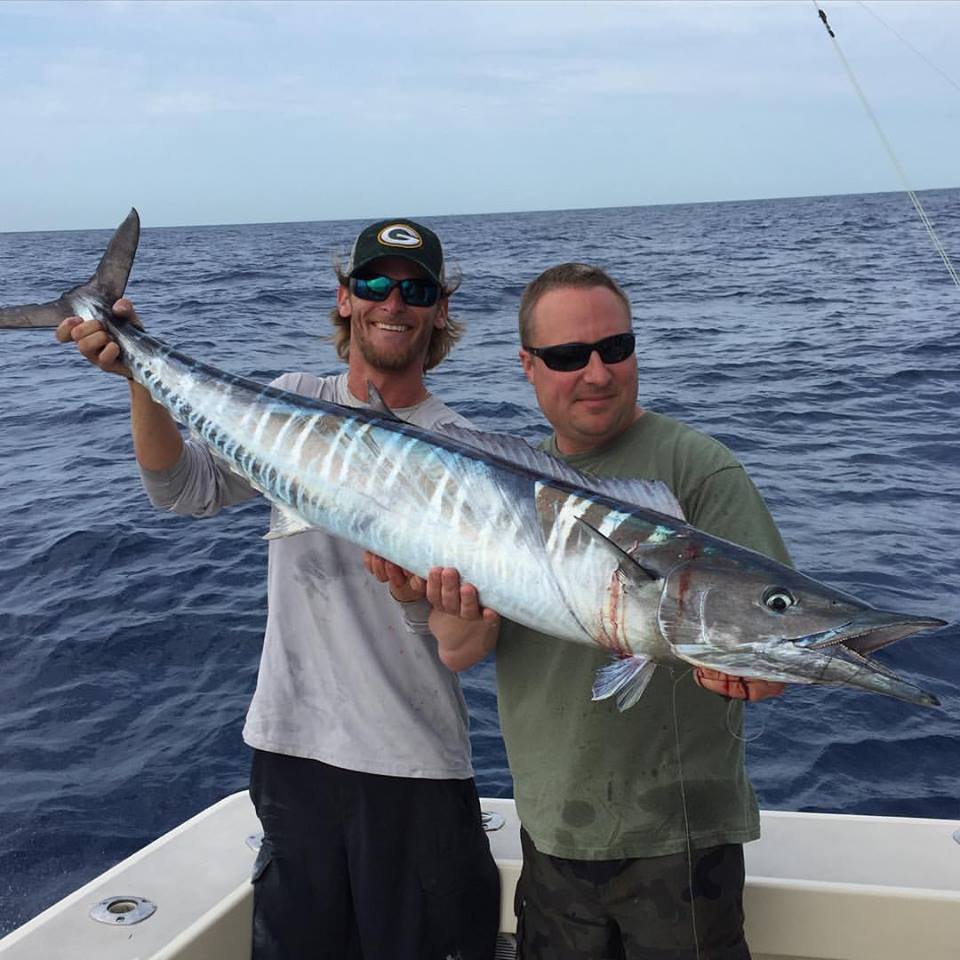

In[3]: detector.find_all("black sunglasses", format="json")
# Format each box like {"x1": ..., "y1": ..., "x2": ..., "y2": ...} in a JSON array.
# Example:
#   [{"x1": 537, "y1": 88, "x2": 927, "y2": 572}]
[
  {"x1": 350, "y1": 275, "x2": 440, "y2": 308},
  {"x1": 523, "y1": 332, "x2": 636, "y2": 372}
]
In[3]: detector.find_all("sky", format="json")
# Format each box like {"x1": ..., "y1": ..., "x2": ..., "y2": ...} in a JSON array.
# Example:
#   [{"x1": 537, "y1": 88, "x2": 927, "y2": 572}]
[{"x1": 1, "y1": 0, "x2": 958, "y2": 232}]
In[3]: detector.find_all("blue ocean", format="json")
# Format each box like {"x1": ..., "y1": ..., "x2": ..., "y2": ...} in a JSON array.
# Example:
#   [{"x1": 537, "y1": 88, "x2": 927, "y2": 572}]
[{"x1": 1, "y1": 191, "x2": 958, "y2": 934}]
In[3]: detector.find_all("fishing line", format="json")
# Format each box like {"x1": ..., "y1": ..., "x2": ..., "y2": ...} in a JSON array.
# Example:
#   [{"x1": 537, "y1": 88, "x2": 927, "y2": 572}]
[
  {"x1": 670, "y1": 667, "x2": 702, "y2": 960},
  {"x1": 670, "y1": 668, "x2": 768, "y2": 959},
  {"x1": 813, "y1": 1, "x2": 960, "y2": 289},
  {"x1": 856, "y1": 1, "x2": 960, "y2": 94},
  {"x1": 726, "y1": 695, "x2": 767, "y2": 743}
]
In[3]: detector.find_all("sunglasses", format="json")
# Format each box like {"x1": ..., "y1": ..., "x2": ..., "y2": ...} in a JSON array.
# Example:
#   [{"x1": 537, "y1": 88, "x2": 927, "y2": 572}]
[
  {"x1": 523, "y1": 332, "x2": 636, "y2": 372},
  {"x1": 350, "y1": 275, "x2": 440, "y2": 308}
]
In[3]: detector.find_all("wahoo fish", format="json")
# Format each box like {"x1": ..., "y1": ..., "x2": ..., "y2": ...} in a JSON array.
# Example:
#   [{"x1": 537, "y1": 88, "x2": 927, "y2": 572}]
[{"x1": 2, "y1": 210, "x2": 946, "y2": 708}]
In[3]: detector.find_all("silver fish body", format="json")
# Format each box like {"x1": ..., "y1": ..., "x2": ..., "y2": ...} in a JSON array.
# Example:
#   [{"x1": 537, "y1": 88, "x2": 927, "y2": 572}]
[
  {"x1": 2, "y1": 210, "x2": 946, "y2": 709},
  {"x1": 104, "y1": 311, "x2": 672, "y2": 653},
  {"x1": 92, "y1": 304, "x2": 949, "y2": 709}
]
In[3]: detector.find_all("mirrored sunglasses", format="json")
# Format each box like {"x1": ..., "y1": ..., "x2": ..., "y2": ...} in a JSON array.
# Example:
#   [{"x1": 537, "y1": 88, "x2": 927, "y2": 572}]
[
  {"x1": 523, "y1": 332, "x2": 636, "y2": 372},
  {"x1": 350, "y1": 275, "x2": 440, "y2": 308}
]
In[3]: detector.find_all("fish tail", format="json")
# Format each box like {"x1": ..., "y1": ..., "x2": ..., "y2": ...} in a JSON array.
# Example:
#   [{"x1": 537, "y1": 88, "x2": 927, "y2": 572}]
[{"x1": 0, "y1": 208, "x2": 140, "y2": 329}]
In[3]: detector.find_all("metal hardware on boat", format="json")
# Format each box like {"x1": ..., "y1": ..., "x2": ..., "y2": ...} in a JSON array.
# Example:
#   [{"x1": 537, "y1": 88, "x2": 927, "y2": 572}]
[
  {"x1": 246, "y1": 832, "x2": 264, "y2": 851},
  {"x1": 481, "y1": 811, "x2": 505, "y2": 832},
  {"x1": 89, "y1": 896, "x2": 156, "y2": 926}
]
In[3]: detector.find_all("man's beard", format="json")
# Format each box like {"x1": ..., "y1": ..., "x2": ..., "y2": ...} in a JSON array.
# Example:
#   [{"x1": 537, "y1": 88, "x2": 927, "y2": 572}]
[{"x1": 353, "y1": 321, "x2": 434, "y2": 372}]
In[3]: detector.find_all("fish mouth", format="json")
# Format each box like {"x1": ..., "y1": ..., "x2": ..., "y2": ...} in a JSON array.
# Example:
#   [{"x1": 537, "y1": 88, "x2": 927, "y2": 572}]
[
  {"x1": 797, "y1": 608, "x2": 946, "y2": 707},
  {"x1": 802, "y1": 609, "x2": 947, "y2": 656}
]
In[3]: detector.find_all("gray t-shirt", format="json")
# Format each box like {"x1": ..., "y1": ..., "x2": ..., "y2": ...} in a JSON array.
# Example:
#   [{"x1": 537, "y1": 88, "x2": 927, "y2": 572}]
[{"x1": 140, "y1": 370, "x2": 475, "y2": 780}]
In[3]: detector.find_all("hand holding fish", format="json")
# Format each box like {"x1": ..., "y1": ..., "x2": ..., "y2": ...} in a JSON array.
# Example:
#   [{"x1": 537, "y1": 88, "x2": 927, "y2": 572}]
[
  {"x1": 363, "y1": 556, "x2": 498, "y2": 669},
  {"x1": 55, "y1": 298, "x2": 141, "y2": 379},
  {"x1": 420, "y1": 567, "x2": 500, "y2": 672},
  {"x1": 363, "y1": 552, "x2": 426, "y2": 603},
  {"x1": 423, "y1": 567, "x2": 501, "y2": 625},
  {"x1": 53, "y1": 294, "x2": 183, "y2": 472},
  {"x1": 693, "y1": 668, "x2": 785, "y2": 702}
]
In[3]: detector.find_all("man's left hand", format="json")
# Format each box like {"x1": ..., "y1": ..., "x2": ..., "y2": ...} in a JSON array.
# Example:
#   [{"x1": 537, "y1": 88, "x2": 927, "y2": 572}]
[{"x1": 693, "y1": 668, "x2": 785, "y2": 702}]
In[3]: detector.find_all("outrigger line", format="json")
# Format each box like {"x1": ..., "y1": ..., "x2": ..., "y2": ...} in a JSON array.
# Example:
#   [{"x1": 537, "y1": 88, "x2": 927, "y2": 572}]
[
  {"x1": 813, "y1": 1, "x2": 960, "y2": 290},
  {"x1": 856, "y1": 1, "x2": 960, "y2": 94}
]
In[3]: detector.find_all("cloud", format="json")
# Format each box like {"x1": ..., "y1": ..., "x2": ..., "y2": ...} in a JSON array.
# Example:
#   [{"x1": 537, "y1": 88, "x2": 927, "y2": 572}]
[{"x1": 0, "y1": 0, "x2": 957, "y2": 231}]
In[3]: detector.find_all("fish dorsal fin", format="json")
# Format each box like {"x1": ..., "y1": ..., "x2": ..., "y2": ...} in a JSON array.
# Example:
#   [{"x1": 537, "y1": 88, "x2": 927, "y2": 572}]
[
  {"x1": 583, "y1": 476, "x2": 684, "y2": 519},
  {"x1": 431, "y1": 423, "x2": 586, "y2": 485},
  {"x1": 366, "y1": 382, "x2": 402, "y2": 421},
  {"x1": 432, "y1": 423, "x2": 684, "y2": 518}
]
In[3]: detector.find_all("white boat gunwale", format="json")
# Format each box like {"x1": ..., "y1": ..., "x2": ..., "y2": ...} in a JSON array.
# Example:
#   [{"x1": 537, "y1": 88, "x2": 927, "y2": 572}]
[{"x1": 2, "y1": 791, "x2": 958, "y2": 960}]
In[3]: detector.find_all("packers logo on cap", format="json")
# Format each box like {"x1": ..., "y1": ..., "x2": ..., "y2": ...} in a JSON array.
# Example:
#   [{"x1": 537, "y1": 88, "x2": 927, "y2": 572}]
[{"x1": 378, "y1": 224, "x2": 423, "y2": 249}]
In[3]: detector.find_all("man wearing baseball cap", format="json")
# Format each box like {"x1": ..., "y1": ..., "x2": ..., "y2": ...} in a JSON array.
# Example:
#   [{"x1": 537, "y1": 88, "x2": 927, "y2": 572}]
[{"x1": 56, "y1": 217, "x2": 500, "y2": 960}]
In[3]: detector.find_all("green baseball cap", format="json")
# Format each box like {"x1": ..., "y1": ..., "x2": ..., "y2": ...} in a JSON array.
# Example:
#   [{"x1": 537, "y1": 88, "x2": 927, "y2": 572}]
[{"x1": 346, "y1": 218, "x2": 445, "y2": 285}]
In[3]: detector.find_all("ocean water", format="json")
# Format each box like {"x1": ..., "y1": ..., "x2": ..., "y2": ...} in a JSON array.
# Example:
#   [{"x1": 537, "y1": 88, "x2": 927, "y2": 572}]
[{"x1": 1, "y1": 190, "x2": 959, "y2": 934}]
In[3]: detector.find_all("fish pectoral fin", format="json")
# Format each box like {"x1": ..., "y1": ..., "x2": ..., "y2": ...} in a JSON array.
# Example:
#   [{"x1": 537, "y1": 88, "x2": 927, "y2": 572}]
[
  {"x1": 592, "y1": 655, "x2": 657, "y2": 711},
  {"x1": 263, "y1": 507, "x2": 315, "y2": 540},
  {"x1": 574, "y1": 517, "x2": 659, "y2": 584}
]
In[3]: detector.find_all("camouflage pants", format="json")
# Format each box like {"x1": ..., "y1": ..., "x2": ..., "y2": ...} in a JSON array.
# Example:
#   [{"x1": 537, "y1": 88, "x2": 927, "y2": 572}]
[{"x1": 515, "y1": 828, "x2": 751, "y2": 960}]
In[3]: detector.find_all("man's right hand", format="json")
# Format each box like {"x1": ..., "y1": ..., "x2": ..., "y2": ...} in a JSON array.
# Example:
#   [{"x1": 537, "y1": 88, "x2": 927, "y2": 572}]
[
  {"x1": 54, "y1": 298, "x2": 141, "y2": 379},
  {"x1": 54, "y1": 298, "x2": 184, "y2": 471}
]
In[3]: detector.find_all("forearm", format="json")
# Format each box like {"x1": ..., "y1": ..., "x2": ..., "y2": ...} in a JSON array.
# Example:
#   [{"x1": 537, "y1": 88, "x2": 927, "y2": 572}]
[
  {"x1": 430, "y1": 610, "x2": 499, "y2": 672},
  {"x1": 129, "y1": 380, "x2": 183, "y2": 471}
]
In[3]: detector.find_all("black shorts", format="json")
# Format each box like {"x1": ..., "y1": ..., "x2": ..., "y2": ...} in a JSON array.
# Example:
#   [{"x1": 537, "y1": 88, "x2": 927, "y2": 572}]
[
  {"x1": 515, "y1": 828, "x2": 750, "y2": 960},
  {"x1": 249, "y1": 749, "x2": 500, "y2": 960}
]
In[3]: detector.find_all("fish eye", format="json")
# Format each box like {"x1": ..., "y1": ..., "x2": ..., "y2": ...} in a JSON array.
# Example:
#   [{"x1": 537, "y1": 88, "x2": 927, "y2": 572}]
[{"x1": 763, "y1": 587, "x2": 796, "y2": 613}]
